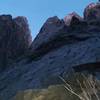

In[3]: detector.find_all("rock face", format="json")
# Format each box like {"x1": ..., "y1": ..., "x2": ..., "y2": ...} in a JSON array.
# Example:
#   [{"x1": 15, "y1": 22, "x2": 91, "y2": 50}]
[
  {"x1": 0, "y1": 2, "x2": 100, "y2": 100},
  {"x1": 0, "y1": 15, "x2": 32, "y2": 69},
  {"x1": 30, "y1": 16, "x2": 67, "y2": 54},
  {"x1": 29, "y1": 13, "x2": 87, "y2": 57},
  {"x1": 84, "y1": 2, "x2": 100, "y2": 21}
]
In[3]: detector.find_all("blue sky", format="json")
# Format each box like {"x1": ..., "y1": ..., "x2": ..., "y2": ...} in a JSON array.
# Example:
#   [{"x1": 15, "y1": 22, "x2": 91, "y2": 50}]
[{"x1": 0, "y1": 0, "x2": 97, "y2": 39}]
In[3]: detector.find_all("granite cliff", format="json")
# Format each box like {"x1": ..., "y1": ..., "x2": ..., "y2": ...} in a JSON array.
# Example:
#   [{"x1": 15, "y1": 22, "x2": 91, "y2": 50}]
[{"x1": 0, "y1": 2, "x2": 100, "y2": 100}]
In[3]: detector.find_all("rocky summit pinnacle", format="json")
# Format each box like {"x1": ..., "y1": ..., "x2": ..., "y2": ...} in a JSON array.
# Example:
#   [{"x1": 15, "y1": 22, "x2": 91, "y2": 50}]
[
  {"x1": 64, "y1": 12, "x2": 83, "y2": 26},
  {"x1": 0, "y1": 15, "x2": 32, "y2": 69},
  {"x1": 0, "y1": 2, "x2": 100, "y2": 100},
  {"x1": 84, "y1": 2, "x2": 100, "y2": 21}
]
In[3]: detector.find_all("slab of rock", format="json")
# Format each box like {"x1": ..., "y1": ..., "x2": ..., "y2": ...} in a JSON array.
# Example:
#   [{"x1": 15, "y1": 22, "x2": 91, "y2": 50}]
[
  {"x1": 30, "y1": 12, "x2": 88, "y2": 58},
  {"x1": 30, "y1": 16, "x2": 67, "y2": 53}
]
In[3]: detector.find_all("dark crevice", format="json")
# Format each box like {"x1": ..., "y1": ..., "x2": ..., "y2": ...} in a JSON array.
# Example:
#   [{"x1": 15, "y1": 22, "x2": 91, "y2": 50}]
[{"x1": 73, "y1": 62, "x2": 100, "y2": 73}]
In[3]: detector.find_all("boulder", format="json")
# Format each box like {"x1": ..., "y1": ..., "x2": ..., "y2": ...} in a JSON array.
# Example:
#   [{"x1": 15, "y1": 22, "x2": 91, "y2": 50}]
[
  {"x1": 63, "y1": 12, "x2": 83, "y2": 26},
  {"x1": 84, "y1": 2, "x2": 100, "y2": 21}
]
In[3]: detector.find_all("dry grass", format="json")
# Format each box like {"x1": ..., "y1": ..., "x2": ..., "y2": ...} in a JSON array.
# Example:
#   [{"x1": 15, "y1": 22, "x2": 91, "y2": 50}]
[
  {"x1": 13, "y1": 73, "x2": 100, "y2": 100},
  {"x1": 60, "y1": 73, "x2": 100, "y2": 100}
]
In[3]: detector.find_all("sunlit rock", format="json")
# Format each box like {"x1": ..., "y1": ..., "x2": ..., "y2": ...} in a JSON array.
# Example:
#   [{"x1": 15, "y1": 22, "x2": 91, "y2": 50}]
[{"x1": 84, "y1": 2, "x2": 100, "y2": 21}]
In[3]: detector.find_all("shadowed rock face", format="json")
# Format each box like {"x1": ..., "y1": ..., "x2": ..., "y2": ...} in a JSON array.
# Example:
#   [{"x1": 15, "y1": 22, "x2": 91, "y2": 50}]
[
  {"x1": 0, "y1": 15, "x2": 32, "y2": 69},
  {"x1": 29, "y1": 3, "x2": 100, "y2": 59},
  {"x1": 1, "y1": 2, "x2": 100, "y2": 100},
  {"x1": 73, "y1": 62, "x2": 100, "y2": 73},
  {"x1": 29, "y1": 13, "x2": 87, "y2": 57},
  {"x1": 30, "y1": 16, "x2": 67, "y2": 52}
]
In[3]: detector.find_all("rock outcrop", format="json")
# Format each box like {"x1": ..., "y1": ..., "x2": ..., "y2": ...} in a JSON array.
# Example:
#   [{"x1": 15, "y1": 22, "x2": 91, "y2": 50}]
[
  {"x1": 30, "y1": 16, "x2": 67, "y2": 54},
  {"x1": 64, "y1": 12, "x2": 83, "y2": 26},
  {"x1": 84, "y1": 2, "x2": 100, "y2": 21},
  {"x1": 0, "y1": 15, "x2": 32, "y2": 69},
  {"x1": 29, "y1": 13, "x2": 87, "y2": 58},
  {"x1": 0, "y1": 2, "x2": 100, "y2": 100}
]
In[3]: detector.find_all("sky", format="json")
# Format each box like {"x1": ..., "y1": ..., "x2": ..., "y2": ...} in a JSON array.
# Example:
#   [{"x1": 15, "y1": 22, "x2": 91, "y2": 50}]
[{"x1": 0, "y1": 0, "x2": 97, "y2": 39}]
